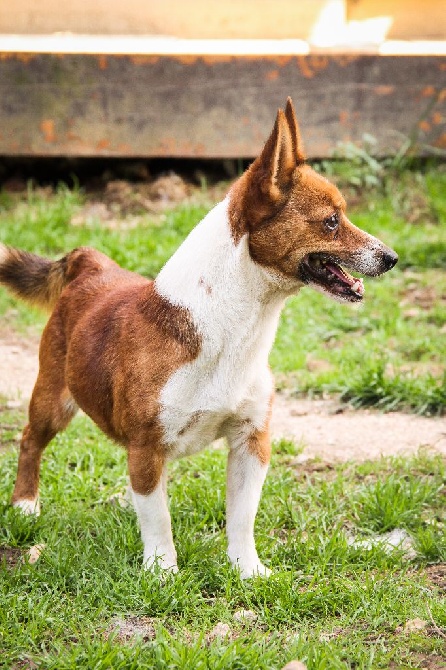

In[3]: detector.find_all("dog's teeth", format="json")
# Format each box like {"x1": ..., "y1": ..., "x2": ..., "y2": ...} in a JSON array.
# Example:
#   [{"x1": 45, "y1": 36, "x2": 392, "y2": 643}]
[{"x1": 351, "y1": 280, "x2": 364, "y2": 295}]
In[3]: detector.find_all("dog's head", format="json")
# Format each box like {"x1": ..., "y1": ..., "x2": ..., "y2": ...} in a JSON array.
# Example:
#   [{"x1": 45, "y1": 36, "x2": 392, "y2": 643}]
[{"x1": 229, "y1": 98, "x2": 397, "y2": 302}]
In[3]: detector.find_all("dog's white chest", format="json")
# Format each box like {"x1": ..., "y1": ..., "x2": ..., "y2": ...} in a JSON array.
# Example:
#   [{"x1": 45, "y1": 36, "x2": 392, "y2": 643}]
[
  {"x1": 159, "y1": 323, "x2": 276, "y2": 458},
  {"x1": 154, "y1": 198, "x2": 286, "y2": 458}
]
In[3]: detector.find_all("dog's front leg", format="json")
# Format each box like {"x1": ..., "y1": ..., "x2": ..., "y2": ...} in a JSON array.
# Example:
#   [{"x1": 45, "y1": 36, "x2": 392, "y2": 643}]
[
  {"x1": 128, "y1": 448, "x2": 177, "y2": 573},
  {"x1": 226, "y1": 425, "x2": 271, "y2": 578}
]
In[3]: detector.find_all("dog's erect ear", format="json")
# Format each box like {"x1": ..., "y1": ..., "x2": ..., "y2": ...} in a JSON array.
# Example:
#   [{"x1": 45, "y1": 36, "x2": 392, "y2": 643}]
[
  {"x1": 257, "y1": 107, "x2": 296, "y2": 205},
  {"x1": 285, "y1": 97, "x2": 305, "y2": 164},
  {"x1": 235, "y1": 101, "x2": 304, "y2": 230}
]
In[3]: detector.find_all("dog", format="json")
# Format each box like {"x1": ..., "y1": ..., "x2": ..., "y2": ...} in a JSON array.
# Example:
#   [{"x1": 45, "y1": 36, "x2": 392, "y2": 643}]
[{"x1": 0, "y1": 99, "x2": 397, "y2": 578}]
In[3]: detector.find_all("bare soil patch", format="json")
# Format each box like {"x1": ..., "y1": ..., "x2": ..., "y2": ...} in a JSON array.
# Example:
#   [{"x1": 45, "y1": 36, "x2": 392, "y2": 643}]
[
  {"x1": 425, "y1": 564, "x2": 446, "y2": 593},
  {"x1": 0, "y1": 334, "x2": 39, "y2": 401},
  {"x1": 1, "y1": 335, "x2": 445, "y2": 463},
  {"x1": 0, "y1": 545, "x2": 23, "y2": 569},
  {"x1": 10, "y1": 660, "x2": 38, "y2": 670},
  {"x1": 390, "y1": 654, "x2": 446, "y2": 670},
  {"x1": 70, "y1": 173, "x2": 229, "y2": 229},
  {"x1": 104, "y1": 616, "x2": 157, "y2": 644},
  {"x1": 272, "y1": 394, "x2": 446, "y2": 462}
]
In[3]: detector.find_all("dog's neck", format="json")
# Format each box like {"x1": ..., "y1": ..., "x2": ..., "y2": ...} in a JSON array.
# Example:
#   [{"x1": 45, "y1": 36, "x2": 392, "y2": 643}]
[{"x1": 155, "y1": 197, "x2": 295, "y2": 336}]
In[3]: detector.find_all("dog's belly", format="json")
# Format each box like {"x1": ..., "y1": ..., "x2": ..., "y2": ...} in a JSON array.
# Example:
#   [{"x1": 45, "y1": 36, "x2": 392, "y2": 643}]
[
  {"x1": 163, "y1": 408, "x2": 229, "y2": 459},
  {"x1": 159, "y1": 355, "x2": 273, "y2": 459}
]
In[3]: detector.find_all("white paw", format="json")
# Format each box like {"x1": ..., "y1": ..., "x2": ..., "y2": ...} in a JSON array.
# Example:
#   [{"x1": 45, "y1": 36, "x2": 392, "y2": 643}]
[
  {"x1": 240, "y1": 563, "x2": 272, "y2": 579},
  {"x1": 231, "y1": 557, "x2": 272, "y2": 579},
  {"x1": 13, "y1": 498, "x2": 40, "y2": 516},
  {"x1": 143, "y1": 550, "x2": 178, "y2": 574}
]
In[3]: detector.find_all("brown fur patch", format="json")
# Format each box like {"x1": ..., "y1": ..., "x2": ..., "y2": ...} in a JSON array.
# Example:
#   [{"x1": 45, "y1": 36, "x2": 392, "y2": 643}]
[
  {"x1": 62, "y1": 275, "x2": 201, "y2": 494},
  {"x1": 8, "y1": 248, "x2": 201, "y2": 500},
  {"x1": 11, "y1": 316, "x2": 79, "y2": 504},
  {"x1": 247, "y1": 426, "x2": 272, "y2": 467},
  {"x1": 246, "y1": 395, "x2": 273, "y2": 466}
]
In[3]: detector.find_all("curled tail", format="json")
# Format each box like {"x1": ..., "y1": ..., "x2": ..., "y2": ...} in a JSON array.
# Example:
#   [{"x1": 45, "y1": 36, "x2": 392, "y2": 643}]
[{"x1": 0, "y1": 244, "x2": 111, "y2": 311}]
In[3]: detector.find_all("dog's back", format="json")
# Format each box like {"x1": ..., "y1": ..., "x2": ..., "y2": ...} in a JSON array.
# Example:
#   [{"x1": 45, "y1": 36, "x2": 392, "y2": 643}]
[{"x1": 0, "y1": 243, "x2": 203, "y2": 445}]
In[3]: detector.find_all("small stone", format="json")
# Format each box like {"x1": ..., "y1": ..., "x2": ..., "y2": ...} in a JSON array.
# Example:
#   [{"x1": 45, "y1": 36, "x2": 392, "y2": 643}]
[
  {"x1": 107, "y1": 491, "x2": 132, "y2": 508},
  {"x1": 28, "y1": 544, "x2": 45, "y2": 564},
  {"x1": 305, "y1": 358, "x2": 333, "y2": 373},
  {"x1": 384, "y1": 528, "x2": 417, "y2": 560},
  {"x1": 207, "y1": 622, "x2": 231, "y2": 641},
  {"x1": 233, "y1": 609, "x2": 257, "y2": 623},
  {"x1": 403, "y1": 308, "x2": 420, "y2": 319},
  {"x1": 290, "y1": 453, "x2": 310, "y2": 465},
  {"x1": 6, "y1": 399, "x2": 23, "y2": 409},
  {"x1": 403, "y1": 618, "x2": 428, "y2": 633},
  {"x1": 346, "y1": 528, "x2": 417, "y2": 560}
]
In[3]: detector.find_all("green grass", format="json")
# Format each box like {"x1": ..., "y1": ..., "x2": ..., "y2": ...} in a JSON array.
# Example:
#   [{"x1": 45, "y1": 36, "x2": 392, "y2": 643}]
[
  {"x1": 0, "y1": 165, "x2": 445, "y2": 415},
  {"x1": 0, "y1": 168, "x2": 445, "y2": 667},
  {"x1": 0, "y1": 406, "x2": 445, "y2": 669},
  {"x1": 0, "y1": 186, "x2": 208, "y2": 333}
]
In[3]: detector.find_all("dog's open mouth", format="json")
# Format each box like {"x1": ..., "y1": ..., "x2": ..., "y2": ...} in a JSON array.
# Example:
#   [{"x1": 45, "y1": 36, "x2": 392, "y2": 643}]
[{"x1": 300, "y1": 254, "x2": 364, "y2": 302}]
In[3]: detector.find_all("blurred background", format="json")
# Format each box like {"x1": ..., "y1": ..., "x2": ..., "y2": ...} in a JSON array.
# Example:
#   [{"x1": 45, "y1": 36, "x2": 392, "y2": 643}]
[{"x1": 0, "y1": 0, "x2": 444, "y2": 165}]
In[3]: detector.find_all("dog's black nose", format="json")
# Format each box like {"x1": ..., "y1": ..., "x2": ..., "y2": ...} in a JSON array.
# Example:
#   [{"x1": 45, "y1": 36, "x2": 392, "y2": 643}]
[{"x1": 383, "y1": 249, "x2": 398, "y2": 270}]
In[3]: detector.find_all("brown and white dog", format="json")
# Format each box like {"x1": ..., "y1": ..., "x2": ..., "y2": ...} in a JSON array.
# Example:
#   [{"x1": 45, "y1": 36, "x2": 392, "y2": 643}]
[{"x1": 0, "y1": 99, "x2": 397, "y2": 578}]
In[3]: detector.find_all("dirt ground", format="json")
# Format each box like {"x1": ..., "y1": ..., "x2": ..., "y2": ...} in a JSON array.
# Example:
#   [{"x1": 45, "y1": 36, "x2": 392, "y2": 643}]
[{"x1": 1, "y1": 335, "x2": 445, "y2": 462}]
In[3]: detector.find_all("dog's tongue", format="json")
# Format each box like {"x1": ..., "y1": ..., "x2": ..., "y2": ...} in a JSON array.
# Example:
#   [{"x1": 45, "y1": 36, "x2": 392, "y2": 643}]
[{"x1": 325, "y1": 262, "x2": 365, "y2": 296}]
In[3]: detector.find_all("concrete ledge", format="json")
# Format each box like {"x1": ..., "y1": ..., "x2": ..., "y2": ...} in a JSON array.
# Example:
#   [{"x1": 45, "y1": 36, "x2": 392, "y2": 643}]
[{"x1": 0, "y1": 37, "x2": 445, "y2": 157}]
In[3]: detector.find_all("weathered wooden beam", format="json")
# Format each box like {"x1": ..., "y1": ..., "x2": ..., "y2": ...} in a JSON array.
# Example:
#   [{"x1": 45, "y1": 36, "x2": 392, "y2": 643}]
[{"x1": 0, "y1": 45, "x2": 445, "y2": 157}]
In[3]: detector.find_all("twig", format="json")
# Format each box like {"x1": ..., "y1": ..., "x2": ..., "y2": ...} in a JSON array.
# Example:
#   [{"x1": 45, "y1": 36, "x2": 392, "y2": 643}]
[{"x1": 426, "y1": 603, "x2": 446, "y2": 640}]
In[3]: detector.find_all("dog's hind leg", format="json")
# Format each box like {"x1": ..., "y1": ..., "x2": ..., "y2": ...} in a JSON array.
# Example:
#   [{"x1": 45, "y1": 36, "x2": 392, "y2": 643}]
[
  {"x1": 11, "y1": 322, "x2": 78, "y2": 515},
  {"x1": 12, "y1": 381, "x2": 78, "y2": 515}
]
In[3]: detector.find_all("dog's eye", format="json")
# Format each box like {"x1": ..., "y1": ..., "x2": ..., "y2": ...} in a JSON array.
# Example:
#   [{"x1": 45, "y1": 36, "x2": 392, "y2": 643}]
[{"x1": 324, "y1": 213, "x2": 339, "y2": 231}]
